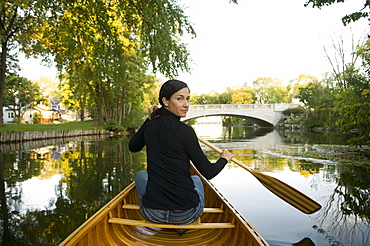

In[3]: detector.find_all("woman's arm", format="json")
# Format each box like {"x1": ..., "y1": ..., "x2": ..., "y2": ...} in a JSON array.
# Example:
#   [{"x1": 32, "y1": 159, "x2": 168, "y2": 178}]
[
  {"x1": 128, "y1": 118, "x2": 149, "y2": 152},
  {"x1": 182, "y1": 125, "x2": 233, "y2": 179},
  {"x1": 129, "y1": 105, "x2": 159, "y2": 152}
]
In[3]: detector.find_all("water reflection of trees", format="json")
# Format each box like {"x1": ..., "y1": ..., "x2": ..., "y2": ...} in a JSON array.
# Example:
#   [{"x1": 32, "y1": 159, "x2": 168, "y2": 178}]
[
  {"x1": 279, "y1": 130, "x2": 348, "y2": 145},
  {"x1": 0, "y1": 137, "x2": 146, "y2": 246},
  {"x1": 313, "y1": 164, "x2": 370, "y2": 246},
  {"x1": 222, "y1": 127, "x2": 273, "y2": 140},
  {"x1": 200, "y1": 128, "x2": 368, "y2": 245}
]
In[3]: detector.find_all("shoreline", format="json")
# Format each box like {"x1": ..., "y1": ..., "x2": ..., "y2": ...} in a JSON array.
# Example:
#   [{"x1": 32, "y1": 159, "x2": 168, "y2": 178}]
[
  {"x1": 0, "y1": 129, "x2": 107, "y2": 144},
  {"x1": 1, "y1": 128, "x2": 368, "y2": 165},
  {"x1": 294, "y1": 145, "x2": 370, "y2": 166}
]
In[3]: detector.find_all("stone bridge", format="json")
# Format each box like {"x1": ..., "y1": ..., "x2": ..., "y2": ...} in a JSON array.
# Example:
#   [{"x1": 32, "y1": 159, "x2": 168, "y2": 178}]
[{"x1": 182, "y1": 104, "x2": 298, "y2": 127}]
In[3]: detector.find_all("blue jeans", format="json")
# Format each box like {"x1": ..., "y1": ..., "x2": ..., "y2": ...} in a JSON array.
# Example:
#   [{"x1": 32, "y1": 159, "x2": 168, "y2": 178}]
[{"x1": 135, "y1": 170, "x2": 205, "y2": 225}]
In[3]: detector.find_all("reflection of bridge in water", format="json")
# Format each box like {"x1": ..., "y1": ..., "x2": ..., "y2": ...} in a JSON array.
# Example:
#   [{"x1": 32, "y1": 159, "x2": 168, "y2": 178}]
[{"x1": 182, "y1": 104, "x2": 298, "y2": 127}]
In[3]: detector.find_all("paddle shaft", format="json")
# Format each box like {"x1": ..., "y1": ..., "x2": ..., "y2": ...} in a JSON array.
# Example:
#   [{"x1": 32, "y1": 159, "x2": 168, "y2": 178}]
[{"x1": 198, "y1": 137, "x2": 321, "y2": 214}]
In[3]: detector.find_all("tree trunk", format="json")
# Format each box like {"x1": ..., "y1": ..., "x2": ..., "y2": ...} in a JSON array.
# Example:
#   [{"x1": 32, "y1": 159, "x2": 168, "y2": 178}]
[
  {"x1": 79, "y1": 95, "x2": 85, "y2": 121},
  {"x1": 0, "y1": 153, "x2": 11, "y2": 243},
  {"x1": 95, "y1": 81, "x2": 104, "y2": 126},
  {"x1": 17, "y1": 110, "x2": 21, "y2": 124},
  {"x1": 0, "y1": 41, "x2": 8, "y2": 126}
]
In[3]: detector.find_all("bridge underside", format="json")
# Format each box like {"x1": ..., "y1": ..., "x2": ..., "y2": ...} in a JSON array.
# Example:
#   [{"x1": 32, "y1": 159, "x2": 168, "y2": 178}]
[{"x1": 182, "y1": 114, "x2": 274, "y2": 128}]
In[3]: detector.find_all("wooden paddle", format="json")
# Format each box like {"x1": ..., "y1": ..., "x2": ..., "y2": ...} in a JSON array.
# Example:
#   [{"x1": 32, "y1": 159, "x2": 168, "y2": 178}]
[{"x1": 198, "y1": 137, "x2": 321, "y2": 214}]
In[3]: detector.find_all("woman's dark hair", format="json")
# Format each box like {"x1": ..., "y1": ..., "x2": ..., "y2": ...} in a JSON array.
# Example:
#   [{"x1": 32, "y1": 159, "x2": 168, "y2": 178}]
[
  {"x1": 158, "y1": 80, "x2": 189, "y2": 106},
  {"x1": 151, "y1": 79, "x2": 189, "y2": 119}
]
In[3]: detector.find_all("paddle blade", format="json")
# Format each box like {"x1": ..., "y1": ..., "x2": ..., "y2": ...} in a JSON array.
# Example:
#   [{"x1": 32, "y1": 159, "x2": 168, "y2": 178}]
[
  {"x1": 249, "y1": 169, "x2": 321, "y2": 214},
  {"x1": 198, "y1": 137, "x2": 321, "y2": 214}
]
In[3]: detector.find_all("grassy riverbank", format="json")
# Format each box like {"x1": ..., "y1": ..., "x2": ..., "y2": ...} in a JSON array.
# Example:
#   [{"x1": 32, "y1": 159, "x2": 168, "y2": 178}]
[{"x1": 0, "y1": 120, "x2": 104, "y2": 132}]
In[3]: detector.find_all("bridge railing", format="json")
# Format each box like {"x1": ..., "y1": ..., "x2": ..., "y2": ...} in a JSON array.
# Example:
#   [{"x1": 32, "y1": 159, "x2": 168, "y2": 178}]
[{"x1": 189, "y1": 104, "x2": 297, "y2": 112}]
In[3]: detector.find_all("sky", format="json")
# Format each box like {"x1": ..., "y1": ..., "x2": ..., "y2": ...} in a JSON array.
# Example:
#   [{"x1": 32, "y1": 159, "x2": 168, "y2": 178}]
[{"x1": 20, "y1": 0, "x2": 369, "y2": 94}]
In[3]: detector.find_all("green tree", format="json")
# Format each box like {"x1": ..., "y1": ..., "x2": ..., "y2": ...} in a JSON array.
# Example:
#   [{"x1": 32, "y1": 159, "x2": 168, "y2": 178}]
[
  {"x1": 34, "y1": 76, "x2": 61, "y2": 99},
  {"x1": 287, "y1": 74, "x2": 318, "y2": 102},
  {"x1": 36, "y1": 1, "x2": 195, "y2": 126},
  {"x1": 335, "y1": 66, "x2": 370, "y2": 146},
  {"x1": 252, "y1": 77, "x2": 289, "y2": 103},
  {"x1": 297, "y1": 78, "x2": 338, "y2": 110},
  {"x1": 304, "y1": 0, "x2": 369, "y2": 25},
  {"x1": 59, "y1": 73, "x2": 90, "y2": 121},
  {"x1": 296, "y1": 76, "x2": 341, "y2": 128},
  {"x1": 218, "y1": 91, "x2": 233, "y2": 104},
  {"x1": 1, "y1": 1, "x2": 197, "y2": 127},
  {"x1": 3, "y1": 74, "x2": 43, "y2": 124},
  {"x1": 296, "y1": 35, "x2": 370, "y2": 135},
  {"x1": 192, "y1": 91, "x2": 225, "y2": 104},
  {"x1": 321, "y1": 30, "x2": 366, "y2": 90},
  {"x1": 0, "y1": 0, "x2": 50, "y2": 126}
]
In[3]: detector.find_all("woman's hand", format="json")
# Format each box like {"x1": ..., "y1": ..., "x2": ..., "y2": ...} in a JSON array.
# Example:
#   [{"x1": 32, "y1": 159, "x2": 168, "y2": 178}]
[
  {"x1": 148, "y1": 105, "x2": 159, "y2": 120},
  {"x1": 220, "y1": 149, "x2": 234, "y2": 162}
]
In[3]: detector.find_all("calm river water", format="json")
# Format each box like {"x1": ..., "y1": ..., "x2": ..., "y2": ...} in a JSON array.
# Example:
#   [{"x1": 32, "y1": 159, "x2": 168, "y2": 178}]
[{"x1": 0, "y1": 124, "x2": 369, "y2": 246}]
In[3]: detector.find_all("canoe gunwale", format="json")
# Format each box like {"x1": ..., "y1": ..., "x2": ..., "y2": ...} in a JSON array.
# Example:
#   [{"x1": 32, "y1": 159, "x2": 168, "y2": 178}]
[{"x1": 59, "y1": 182, "x2": 136, "y2": 246}]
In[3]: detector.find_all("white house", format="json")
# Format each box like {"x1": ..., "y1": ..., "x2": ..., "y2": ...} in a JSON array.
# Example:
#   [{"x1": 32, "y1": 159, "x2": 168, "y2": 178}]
[
  {"x1": 2, "y1": 98, "x2": 75, "y2": 124},
  {"x1": 23, "y1": 105, "x2": 57, "y2": 124},
  {"x1": 3, "y1": 108, "x2": 15, "y2": 124}
]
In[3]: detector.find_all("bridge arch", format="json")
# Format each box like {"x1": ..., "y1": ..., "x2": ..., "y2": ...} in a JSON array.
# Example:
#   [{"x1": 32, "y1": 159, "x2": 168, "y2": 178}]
[
  {"x1": 181, "y1": 104, "x2": 298, "y2": 127},
  {"x1": 183, "y1": 113, "x2": 274, "y2": 127}
]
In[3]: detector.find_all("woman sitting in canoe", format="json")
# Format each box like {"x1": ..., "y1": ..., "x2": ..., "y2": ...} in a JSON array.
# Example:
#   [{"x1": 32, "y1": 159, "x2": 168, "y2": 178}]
[{"x1": 129, "y1": 79, "x2": 234, "y2": 235}]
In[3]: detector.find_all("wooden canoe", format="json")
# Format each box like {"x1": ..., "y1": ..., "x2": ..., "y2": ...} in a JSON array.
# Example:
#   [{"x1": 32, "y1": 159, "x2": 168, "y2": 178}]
[{"x1": 60, "y1": 164, "x2": 269, "y2": 246}]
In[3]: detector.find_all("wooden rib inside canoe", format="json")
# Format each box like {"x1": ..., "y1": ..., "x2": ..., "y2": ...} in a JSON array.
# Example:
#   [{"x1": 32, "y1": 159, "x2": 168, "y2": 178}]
[
  {"x1": 121, "y1": 204, "x2": 224, "y2": 213},
  {"x1": 109, "y1": 218, "x2": 236, "y2": 229},
  {"x1": 59, "y1": 164, "x2": 269, "y2": 246}
]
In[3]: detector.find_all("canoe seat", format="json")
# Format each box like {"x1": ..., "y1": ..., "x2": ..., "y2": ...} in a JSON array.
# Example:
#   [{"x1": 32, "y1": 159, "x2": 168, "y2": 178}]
[
  {"x1": 122, "y1": 204, "x2": 224, "y2": 213},
  {"x1": 108, "y1": 218, "x2": 235, "y2": 229}
]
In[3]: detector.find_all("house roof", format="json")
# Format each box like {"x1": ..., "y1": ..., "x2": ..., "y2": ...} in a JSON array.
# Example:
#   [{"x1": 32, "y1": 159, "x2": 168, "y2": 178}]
[
  {"x1": 34, "y1": 105, "x2": 51, "y2": 112},
  {"x1": 51, "y1": 99, "x2": 62, "y2": 105}
]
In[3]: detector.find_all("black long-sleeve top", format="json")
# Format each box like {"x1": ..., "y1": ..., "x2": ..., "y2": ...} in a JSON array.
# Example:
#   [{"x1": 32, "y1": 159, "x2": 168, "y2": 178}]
[{"x1": 129, "y1": 108, "x2": 227, "y2": 210}]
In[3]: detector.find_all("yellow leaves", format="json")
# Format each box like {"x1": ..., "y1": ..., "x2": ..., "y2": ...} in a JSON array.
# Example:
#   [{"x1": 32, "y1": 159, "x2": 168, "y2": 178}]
[
  {"x1": 362, "y1": 89, "x2": 370, "y2": 96},
  {"x1": 297, "y1": 74, "x2": 318, "y2": 85},
  {"x1": 299, "y1": 170, "x2": 312, "y2": 178},
  {"x1": 226, "y1": 85, "x2": 255, "y2": 104},
  {"x1": 231, "y1": 91, "x2": 254, "y2": 104}
]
